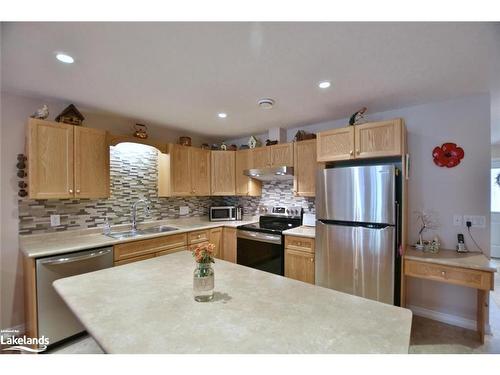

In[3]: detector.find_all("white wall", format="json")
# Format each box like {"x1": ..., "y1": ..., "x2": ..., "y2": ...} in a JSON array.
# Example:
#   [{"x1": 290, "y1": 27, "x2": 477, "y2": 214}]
[
  {"x1": 0, "y1": 91, "x2": 217, "y2": 330},
  {"x1": 227, "y1": 94, "x2": 491, "y2": 323}
]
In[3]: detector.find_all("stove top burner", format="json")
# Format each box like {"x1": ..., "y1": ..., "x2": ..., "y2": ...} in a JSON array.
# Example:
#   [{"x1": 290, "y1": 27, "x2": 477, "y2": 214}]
[{"x1": 238, "y1": 206, "x2": 303, "y2": 234}]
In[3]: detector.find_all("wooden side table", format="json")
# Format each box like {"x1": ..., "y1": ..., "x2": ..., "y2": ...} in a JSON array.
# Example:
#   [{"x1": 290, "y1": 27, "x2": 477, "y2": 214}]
[{"x1": 404, "y1": 247, "x2": 497, "y2": 343}]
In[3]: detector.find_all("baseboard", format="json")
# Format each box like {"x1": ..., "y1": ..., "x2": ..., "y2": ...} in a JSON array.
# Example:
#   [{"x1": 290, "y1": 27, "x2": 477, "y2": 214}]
[
  {"x1": 408, "y1": 304, "x2": 491, "y2": 334},
  {"x1": 0, "y1": 324, "x2": 26, "y2": 339}
]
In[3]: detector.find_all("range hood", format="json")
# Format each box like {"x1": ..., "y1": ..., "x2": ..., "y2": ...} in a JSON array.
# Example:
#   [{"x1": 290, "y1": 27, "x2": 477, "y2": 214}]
[{"x1": 243, "y1": 166, "x2": 294, "y2": 181}]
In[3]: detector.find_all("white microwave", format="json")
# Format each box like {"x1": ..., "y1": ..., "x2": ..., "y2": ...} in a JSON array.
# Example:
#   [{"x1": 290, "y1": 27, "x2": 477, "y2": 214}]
[{"x1": 210, "y1": 206, "x2": 237, "y2": 221}]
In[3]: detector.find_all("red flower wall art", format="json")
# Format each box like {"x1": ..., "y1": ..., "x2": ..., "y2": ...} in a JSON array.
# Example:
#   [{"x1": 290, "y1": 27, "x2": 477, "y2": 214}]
[{"x1": 432, "y1": 143, "x2": 464, "y2": 168}]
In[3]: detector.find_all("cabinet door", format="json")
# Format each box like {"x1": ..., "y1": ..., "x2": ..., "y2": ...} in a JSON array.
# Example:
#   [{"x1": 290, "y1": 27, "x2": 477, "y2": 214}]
[
  {"x1": 252, "y1": 147, "x2": 271, "y2": 168},
  {"x1": 222, "y1": 227, "x2": 237, "y2": 263},
  {"x1": 354, "y1": 119, "x2": 403, "y2": 158},
  {"x1": 209, "y1": 227, "x2": 223, "y2": 259},
  {"x1": 235, "y1": 149, "x2": 262, "y2": 196},
  {"x1": 28, "y1": 119, "x2": 74, "y2": 199},
  {"x1": 293, "y1": 140, "x2": 316, "y2": 197},
  {"x1": 285, "y1": 249, "x2": 315, "y2": 284},
  {"x1": 190, "y1": 147, "x2": 211, "y2": 196},
  {"x1": 270, "y1": 143, "x2": 293, "y2": 167},
  {"x1": 74, "y1": 127, "x2": 110, "y2": 199},
  {"x1": 211, "y1": 151, "x2": 236, "y2": 196},
  {"x1": 170, "y1": 144, "x2": 192, "y2": 196},
  {"x1": 316, "y1": 127, "x2": 354, "y2": 162}
]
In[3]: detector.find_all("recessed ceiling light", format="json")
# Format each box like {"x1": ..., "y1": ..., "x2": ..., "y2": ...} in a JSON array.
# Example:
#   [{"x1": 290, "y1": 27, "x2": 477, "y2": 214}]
[
  {"x1": 56, "y1": 53, "x2": 74, "y2": 64},
  {"x1": 318, "y1": 81, "x2": 331, "y2": 89},
  {"x1": 258, "y1": 98, "x2": 275, "y2": 109},
  {"x1": 218, "y1": 113, "x2": 227, "y2": 118}
]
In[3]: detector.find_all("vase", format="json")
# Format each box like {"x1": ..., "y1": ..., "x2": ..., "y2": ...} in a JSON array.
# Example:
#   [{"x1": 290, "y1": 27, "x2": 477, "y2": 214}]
[{"x1": 193, "y1": 262, "x2": 214, "y2": 302}]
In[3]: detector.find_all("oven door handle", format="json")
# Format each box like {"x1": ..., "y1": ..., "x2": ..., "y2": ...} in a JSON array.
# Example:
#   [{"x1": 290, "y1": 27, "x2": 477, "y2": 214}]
[{"x1": 237, "y1": 230, "x2": 282, "y2": 245}]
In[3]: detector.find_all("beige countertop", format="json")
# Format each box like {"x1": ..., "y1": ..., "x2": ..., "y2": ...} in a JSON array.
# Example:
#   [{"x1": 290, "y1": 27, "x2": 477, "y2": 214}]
[
  {"x1": 283, "y1": 225, "x2": 315, "y2": 239},
  {"x1": 53, "y1": 251, "x2": 412, "y2": 354},
  {"x1": 405, "y1": 246, "x2": 497, "y2": 272},
  {"x1": 20, "y1": 217, "x2": 258, "y2": 259}
]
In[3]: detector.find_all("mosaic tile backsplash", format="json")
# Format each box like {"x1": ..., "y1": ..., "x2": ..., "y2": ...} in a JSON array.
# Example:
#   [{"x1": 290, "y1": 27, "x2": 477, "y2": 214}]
[{"x1": 18, "y1": 144, "x2": 316, "y2": 235}]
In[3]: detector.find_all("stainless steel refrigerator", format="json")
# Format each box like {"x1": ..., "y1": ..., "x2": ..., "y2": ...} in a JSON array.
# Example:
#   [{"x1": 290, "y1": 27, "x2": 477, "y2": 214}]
[{"x1": 316, "y1": 165, "x2": 400, "y2": 305}]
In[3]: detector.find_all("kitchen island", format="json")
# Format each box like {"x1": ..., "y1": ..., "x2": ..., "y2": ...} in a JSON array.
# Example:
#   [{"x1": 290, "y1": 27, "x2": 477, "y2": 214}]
[{"x1": 54, "y1": 251, "x2": 412, "y2": 354}]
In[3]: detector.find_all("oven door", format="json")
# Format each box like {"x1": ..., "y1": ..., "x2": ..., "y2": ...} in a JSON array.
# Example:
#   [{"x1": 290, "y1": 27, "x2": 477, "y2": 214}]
[{"x1": 236, "y1": 230, "x2": 283, "y2": 275}]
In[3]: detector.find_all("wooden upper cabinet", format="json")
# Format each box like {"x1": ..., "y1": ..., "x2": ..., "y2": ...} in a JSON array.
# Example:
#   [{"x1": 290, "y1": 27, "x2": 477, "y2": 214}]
[
  {"x1": 235, "y1": 149, "x2": 261, "y2": 196},
  {"x1": 28, "y1": 119, "x2": 74, "y2": 199},
  {"x1": 74, "y1": 127, "x2": 109, "y2": 198},
  {"x1": 354, "y1": 119, "x2": 403, "y2": 158},
  {"x1": 293, "y1": 139, "x2": 317, "y2": 197},
  {"x1": 316, "y1": 126, "x2": 355, "y2": 162},
  {"x1": 252, "y1": 147, "x2": 271, "y2": 168},
  {"x1": 170, "y1": 144, "x2": 192, "y2": 196},
  {"x1": 211, "y1": 151, "x2": 236, "y2": 195},
  {"x1": 270, "y1": 143, "x2": 293, "y2": 167},
  {"x1": 190, "y1": 147, "x2": 211, "y2": 196}
]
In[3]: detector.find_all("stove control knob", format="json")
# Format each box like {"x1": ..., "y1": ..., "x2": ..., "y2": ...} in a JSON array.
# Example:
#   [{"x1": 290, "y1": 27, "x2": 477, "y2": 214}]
[{"x1": 286, "y1": 209, "x2": 290, "y2": 214}]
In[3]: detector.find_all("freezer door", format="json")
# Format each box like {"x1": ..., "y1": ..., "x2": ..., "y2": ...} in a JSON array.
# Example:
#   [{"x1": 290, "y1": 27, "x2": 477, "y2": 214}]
[
  {"x1": 356, "y1": 226, "x2": 395, "y2": 304},
  {"x1": 315, "y1": 221, "x2": 357, "y2": 295},
  {"x1": 316, "y1": 165, "x2": 396, "y2": 224}
]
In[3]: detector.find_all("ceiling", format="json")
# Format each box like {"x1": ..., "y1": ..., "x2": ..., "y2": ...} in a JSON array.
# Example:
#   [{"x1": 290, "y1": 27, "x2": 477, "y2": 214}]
[{"x1": 2, "y1": 22, "x2": 500, "y2": 139}]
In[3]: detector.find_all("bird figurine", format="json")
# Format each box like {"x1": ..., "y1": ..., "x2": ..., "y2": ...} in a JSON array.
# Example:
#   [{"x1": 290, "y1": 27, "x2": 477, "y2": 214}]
[
  {"x1": 30, "y1": 105, "x2": 49, "y2": 120},
  {"x1": 348, "y1": 106, "x2": 367, "y2": 126}
]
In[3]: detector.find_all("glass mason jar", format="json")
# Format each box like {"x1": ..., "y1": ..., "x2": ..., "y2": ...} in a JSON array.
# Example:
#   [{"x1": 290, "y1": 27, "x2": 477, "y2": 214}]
[{"x1": 193, "y1": 262, "x2": 214, "y2": 302}]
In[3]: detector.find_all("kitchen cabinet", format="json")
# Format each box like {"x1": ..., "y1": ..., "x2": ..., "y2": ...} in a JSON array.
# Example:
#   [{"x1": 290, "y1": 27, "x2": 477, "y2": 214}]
[
  {"x1": 316, "y1": 126, "x2": 355, "y2": 162},
  {"x1": 222, "y1": 227, "x2": 237, "y2": 263},
  {"x1": 27, "y1": 119, "x2": 109, "y2": 199},
  {"x1": 235, "y1": 149, "x2": 262, "y2": 196},
  {"x1": 354, "y1": 119, "x2": 403, "y2": 158},
  {"x1": 252, "y1": 147, "x2": 271, "y2": 168},
  {"x1": 293, "y1": 139, "x2": 317, "y2": 197},
  {"x1": 74, "y1": 127, "x2": 110, "y2": 198},
  {"x1": 158, "y1": 144, "x2": 211, "y2": 197},
  {"x1": 188, "y1": 229, "x2": 210, "y2": 245},
  {"x1": 316, "y1": 119, "x2": 404, "y2": 162},
  {"x1": 211, "y1": 151, "x2": 236, "y2": 196},
  {"x1": 251, "y1": 143, "x2": 294, "y2": 168},
  {"x1": 209, "y1": 227, "x2": 223, "y2": 259},
  {"x1": 271, "y1": 143, "x2": 294, "y2": 166},
  {"x1": 284, "y1": 235, "x2": 315, "y2": 284}
]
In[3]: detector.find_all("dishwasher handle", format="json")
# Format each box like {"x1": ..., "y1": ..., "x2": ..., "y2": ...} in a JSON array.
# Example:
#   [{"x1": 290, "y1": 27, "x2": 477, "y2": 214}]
[{"x1": 39, "y1": 248, "x2": 112, "y2": 266}]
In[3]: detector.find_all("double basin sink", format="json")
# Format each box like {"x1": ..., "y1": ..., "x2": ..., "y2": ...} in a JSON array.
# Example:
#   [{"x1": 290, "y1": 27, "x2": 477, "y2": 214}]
[{"x1": 105, "y1": 225, "x2": 179, "y2": 240}]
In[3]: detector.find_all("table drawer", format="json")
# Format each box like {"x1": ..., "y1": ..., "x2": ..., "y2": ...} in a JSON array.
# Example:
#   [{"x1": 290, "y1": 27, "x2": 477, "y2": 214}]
[
  {"x1": 188, "y1": 230, "x2": 209, "y2": 245},
  {"x1": 285, "y1": 236, "x2": 315, "y2": 253},
  {"x1": 404, "y1": 259, "x2": 493, "y2": 291},
  {"x1": 114, "y1": 233, "x2": 187, "y2": 261}
]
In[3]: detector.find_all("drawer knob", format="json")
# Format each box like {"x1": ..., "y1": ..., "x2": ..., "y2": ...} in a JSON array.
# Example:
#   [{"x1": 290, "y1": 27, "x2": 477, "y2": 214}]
[
  {"x1": 350, "y1": 150, "x2": 353, "y2": 156},
  {"x1": 441, "y1": 271, "x2": 446, "y2": 277},
  {"x1": 69, "y1": 189, "x2": 73, "y2": 194},
  {"x1": 310, "y1": 258, "x2": 314, "y2": 262}
]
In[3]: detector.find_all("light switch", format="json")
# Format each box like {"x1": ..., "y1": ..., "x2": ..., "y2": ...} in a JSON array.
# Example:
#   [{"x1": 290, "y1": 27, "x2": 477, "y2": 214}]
[
  {"x1": 453, "y1": 215, "x2": 462, "y2": 226},
  {"x1": 179, "y1": 206, "x2": 189, "y2": 215},
  {"x1": 50, "y1": 214, "x2": 61, "y2": 227}
]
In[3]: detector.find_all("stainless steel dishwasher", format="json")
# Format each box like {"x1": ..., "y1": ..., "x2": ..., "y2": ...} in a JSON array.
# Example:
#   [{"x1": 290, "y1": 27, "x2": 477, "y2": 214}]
[{"x1": 36, "y1": 247, "x2": 113, "y2": 346}]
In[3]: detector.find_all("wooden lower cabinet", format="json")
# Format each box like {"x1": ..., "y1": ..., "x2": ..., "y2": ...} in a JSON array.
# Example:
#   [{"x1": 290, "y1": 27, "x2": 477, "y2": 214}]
[
  {"x1": 188, "y1": 230, "x2": 210, "y2": 245},
  {"x1": 156, "y1": 246, "x2": 186, "y2": 257},
  {"x1": 222, "y1": 227, "x2": 237, "y2": 263},
  {"x1": 114, "y1": 253, "x2": 155, "y2": 266},
  {"x1": 284, "y1": 235, "x2": 315, "y2": 284},
  {"x1": 209, "y1": 227, "x2": 223, "y2": 259},
  {"x1": 113, "y1": 233, "x2": 187, "y2": 264}
]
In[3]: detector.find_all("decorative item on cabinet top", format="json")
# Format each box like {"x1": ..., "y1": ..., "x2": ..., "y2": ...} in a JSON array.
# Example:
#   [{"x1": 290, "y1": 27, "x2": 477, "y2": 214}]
[
  {"x1": 179, "y1": 136, "x2": 192, "y2": 146},
  {"x1": 293, "y1": 130, "x2": 316, "y2": 142},
  {"x1": 30, "y1": 104, "x2": 49, "y2": 120},
  {"x1": 55, "y1": 104, "x2": 85, "y2": 126},
  {"x1": 248, "y1": 136, "x2": 260, "y2": 149},
  {"x1": 133, "y1": 123, "x2": 148, "y2": 139},
  {"x1": 348, "y1": 106, "x2": 367, "y2": 126},
  {"x1": 265, "y1": 139, "x2": 279, "y2": 146}
]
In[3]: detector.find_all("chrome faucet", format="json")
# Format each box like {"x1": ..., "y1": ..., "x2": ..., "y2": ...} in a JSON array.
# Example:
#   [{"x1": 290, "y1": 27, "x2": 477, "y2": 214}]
[{"x1": 131, "y1": 199, "x2": 151, "y2": 232}]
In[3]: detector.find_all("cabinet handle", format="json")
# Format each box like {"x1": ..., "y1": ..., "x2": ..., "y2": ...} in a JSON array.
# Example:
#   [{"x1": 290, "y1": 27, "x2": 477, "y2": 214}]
[
  {"x1": 441, "y1": 271, "x2": 446, "y2": 277},
  {"x1": 356, "y1": 149, "x2": 360, "y2": 155},
  {"x1": 349, "y1": 150, "x2": 353, "y2": 156},
  {"x1": 310, "y1": 258, "x2": 314, "y2": 262},
  {"x1": 76, "y1": 189, "x2": 80, "y2": 194},
  {"x1": 69, "y1": 189, "x2": 73, "y2": 194}
]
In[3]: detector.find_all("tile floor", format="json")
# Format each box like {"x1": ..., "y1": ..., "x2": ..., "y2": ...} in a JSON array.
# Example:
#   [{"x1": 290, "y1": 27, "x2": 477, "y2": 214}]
[{"x1": 48, "y1": 259, "x2": 500, "y2": 355}]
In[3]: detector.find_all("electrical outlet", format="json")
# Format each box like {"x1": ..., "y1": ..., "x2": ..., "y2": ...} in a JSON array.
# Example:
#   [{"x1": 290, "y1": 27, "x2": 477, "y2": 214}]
[
  {"x1": 179, "y1": 206, "x2": 189, "y2": 215},
  {"x1": 50, "y1": 214, "x2": 60, "y2": 227},
  {"x1": 453, "y1": 215, "x2": 462, "y2": 226},
  {"x1": 463, "y1": 215, "x2": 486, "y2": 228}
]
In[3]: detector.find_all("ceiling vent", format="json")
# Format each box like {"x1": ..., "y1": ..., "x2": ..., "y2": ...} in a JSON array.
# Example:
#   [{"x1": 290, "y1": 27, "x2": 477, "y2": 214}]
[{"x1": 258, "y1": 98, "x2": 275, "y2": 109}]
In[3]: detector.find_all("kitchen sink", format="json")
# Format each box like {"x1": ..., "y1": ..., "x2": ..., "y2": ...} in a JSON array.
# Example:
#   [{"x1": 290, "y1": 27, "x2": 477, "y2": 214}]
[{"x1": 105, "y1": 225, "x2": 179, "y2": 239}]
